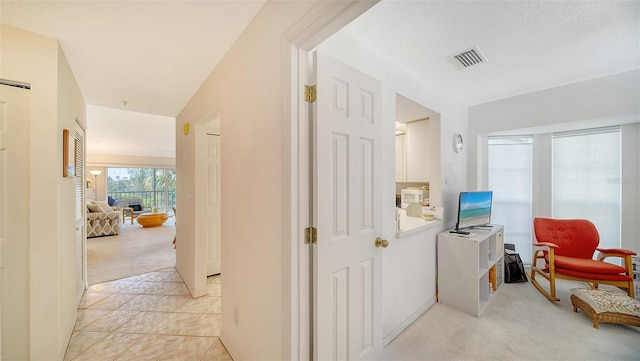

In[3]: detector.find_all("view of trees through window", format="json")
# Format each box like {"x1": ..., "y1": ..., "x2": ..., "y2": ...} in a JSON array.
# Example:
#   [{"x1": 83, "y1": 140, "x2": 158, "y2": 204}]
[{"x1": 107, "y1": 167, "x2": 176, "y2": 211}]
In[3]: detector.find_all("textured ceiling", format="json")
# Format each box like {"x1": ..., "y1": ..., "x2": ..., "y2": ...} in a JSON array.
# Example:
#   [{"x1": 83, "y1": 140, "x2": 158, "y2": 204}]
[
  {"x1": 2, "y1": 1, "x2": 638, "y2": 157},
  {"x1": 345, "y1": 0, "x2": 640, "y2": 106}
]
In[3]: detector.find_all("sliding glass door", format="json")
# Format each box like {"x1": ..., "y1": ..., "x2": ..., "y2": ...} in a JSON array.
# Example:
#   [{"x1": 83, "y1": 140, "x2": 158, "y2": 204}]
[{"x1": 107, "y1": 167, "x2": 176, "y2": 212}]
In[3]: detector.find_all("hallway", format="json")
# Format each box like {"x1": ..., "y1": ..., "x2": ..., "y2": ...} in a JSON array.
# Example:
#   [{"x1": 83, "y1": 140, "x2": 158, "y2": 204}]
[{"x1": 65, "y1": 269, "x2": 230, "y2": 360}]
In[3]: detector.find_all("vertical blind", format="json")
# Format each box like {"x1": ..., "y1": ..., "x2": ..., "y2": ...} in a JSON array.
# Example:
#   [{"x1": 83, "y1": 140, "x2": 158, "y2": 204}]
[
  {"x1": 488, "y1": 136, "x2": 533, "y2": 264},
  {"x1": 74, "y1": 122, "x2": 85, "y2": 221},
  {"x1": 552, "y1": 126, "x2": 621, "y2": 252}
]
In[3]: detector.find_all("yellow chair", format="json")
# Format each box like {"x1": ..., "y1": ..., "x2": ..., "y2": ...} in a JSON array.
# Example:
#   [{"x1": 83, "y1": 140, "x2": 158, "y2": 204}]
[{"x1": 171, "y1": 207, "x2": 176, "y2": 247}]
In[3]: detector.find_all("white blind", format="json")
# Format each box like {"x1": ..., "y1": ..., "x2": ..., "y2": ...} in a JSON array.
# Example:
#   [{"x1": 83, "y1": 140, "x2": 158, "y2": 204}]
[
  {"x1": 74, "y1": 122, "x2": 85, "y2": 221},
  {"x1": 488, "y1": 136, "x2": 533, "y2": 264},
  {"x1": 552, "y1": 127, "x2": 621, "y2": 252}
]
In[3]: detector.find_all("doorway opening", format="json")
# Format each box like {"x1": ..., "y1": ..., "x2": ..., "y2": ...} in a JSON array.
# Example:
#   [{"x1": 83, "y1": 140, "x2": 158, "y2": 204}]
[
  {"x1": 289, "y1": 3, "x2": 447, "y2": 358},
  {"x1": 84, "y1": 105, "x2": 177, "y2": 286}
]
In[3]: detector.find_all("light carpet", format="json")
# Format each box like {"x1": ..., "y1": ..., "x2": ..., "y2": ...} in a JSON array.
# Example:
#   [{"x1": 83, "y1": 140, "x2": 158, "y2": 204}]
[
  {"x1": 87, "y1": 221, "x2": 176, "y2": 285},
  {"x1": 379, "y1": 277, "x2": 640, "y2": 360}
]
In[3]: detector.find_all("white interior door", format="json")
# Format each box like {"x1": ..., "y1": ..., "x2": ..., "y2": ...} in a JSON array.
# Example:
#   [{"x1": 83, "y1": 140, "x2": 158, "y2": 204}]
[
  {"x1": 73, "y1": 122, "x2": 87, "y2": 291},
  {"x1": 0, "y1": 83, "x2": 30, "y2": 359},
  {"x1": 313, "y1": 51, "x2": 384, "y2": 360},
  {"x1": 206, "y1": 133, "x2": 221, "y2": 275}
]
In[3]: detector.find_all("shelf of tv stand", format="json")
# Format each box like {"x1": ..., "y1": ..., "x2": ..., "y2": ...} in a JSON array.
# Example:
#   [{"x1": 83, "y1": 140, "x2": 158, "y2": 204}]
[{"x1": 437, "y1": 225, "x2": 504, "y2": 316}]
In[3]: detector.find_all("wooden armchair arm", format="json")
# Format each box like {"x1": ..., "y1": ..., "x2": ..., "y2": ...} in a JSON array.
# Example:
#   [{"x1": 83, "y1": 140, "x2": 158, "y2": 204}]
[
  {"x1": 596, "y1": 248, "x2": 636, "y2": 256},
  {"x1": 531, "y1": 242, "x2": 557, "y2": 270},
  {"x1": 596, "y1": 249, "x2": 635, "y2": 276},
  {"x1": 596, "y1": 248, "x2": 635, "y2": 263},
  {"x1": 533, "y1": 242, "x2": 559, "y2": 249}
]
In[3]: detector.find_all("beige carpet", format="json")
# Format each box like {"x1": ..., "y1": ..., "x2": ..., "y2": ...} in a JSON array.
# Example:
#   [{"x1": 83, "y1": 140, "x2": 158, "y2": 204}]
[
  {"x1": 380, "y1": 277, "x2": 640, "y2": 360},
  {"x1": 87, "y1": 221, "x2": 176, "y2": 285}
]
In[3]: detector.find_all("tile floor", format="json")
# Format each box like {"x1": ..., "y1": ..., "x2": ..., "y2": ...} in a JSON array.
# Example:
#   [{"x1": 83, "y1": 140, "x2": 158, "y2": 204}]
[{"x1": 65, "y1": 268, "x2": 232, "y2": 361}]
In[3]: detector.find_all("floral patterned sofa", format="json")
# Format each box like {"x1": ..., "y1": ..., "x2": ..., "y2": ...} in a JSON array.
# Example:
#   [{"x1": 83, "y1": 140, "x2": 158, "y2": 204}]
[{"x1": 86, "y1": 201, "x2": 120, "y2": 238}]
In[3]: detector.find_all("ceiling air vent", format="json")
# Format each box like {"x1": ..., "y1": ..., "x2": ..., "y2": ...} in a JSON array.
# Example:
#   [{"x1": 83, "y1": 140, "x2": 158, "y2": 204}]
[{"x1": 449, "y1": 46, "x2": 486, "y2": 68}]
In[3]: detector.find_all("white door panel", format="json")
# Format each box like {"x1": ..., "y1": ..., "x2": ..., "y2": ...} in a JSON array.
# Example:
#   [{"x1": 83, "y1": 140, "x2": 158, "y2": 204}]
[
  {"x1": 206, "y1": 134, "x2": 221, "y2": 275},
  {"x1": 314, "y1": 51, "x2": 383, "y2": 360},
  {"x1": 0, "y1": 84, "x2": 30, "y2": 359}
]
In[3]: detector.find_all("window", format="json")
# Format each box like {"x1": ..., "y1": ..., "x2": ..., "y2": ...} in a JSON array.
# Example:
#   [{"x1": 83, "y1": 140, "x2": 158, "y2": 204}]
[
  {"x1": 552, "y1": 127, "x2": 621, "y2": 252},
  {"x1": 488, "y1": 136, "x2": 533, "y2": 264},
  {"x1": 107, "y1": 167, "x2": 176, "y2": 211}
]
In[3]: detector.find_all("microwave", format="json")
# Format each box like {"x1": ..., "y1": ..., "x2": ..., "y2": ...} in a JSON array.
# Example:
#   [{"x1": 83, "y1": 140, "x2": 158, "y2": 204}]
[{"x1": 400, "y1": 189, "x2": 429, "y2": 208}]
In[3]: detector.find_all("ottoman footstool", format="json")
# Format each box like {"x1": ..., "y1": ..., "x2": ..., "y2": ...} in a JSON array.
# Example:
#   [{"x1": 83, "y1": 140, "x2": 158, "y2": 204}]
[
  {"x1": 570, "y1": 288, "x2": 640, "y2": 329},
  {"x1": 137, "y1": 213, "x2": 169, "y2": 227}
]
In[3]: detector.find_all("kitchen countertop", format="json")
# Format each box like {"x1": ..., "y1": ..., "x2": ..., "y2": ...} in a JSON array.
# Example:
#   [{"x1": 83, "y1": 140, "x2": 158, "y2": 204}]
[{"x1": 396, "y1": 206, "x2": 443, "y2": 238}]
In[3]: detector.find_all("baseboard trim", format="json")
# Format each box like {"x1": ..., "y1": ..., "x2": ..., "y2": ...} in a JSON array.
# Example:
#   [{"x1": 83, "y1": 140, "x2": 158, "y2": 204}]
[
  {"x1": 60, "y1": 288, "x2": 86, "y2": 360},
  {"x1": 219, "y1": 332, "x2": 239, "y2": 361},
  {"x1": 383, "y1": 297, "x2": 436, "y2": 346}
]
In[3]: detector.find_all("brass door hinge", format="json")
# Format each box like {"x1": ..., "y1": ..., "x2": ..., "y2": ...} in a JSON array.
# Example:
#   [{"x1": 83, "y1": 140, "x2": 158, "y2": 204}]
[
  {"x1": 305, "y1": 85, "x2": 316, "y2": 103},
  {"x1": 304, "y1": 226, "x2": 317, "y2": 245}
]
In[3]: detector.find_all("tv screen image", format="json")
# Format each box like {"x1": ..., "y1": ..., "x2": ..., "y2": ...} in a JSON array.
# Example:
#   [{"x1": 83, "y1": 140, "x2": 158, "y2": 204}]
[{"x1": 456, "y1": 191, "x2": 493, "y2": 230}]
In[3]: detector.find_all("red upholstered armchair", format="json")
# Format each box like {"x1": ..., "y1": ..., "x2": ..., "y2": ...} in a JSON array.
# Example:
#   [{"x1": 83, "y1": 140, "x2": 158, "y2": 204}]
[{"x1": 531, "y1": 218, "x2": 636, "y2": 302}]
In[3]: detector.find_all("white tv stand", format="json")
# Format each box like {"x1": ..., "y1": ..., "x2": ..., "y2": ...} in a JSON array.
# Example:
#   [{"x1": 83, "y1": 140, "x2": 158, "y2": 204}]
[{"x1": 437, "y1": 225, "x2": 504, "y2": 316}]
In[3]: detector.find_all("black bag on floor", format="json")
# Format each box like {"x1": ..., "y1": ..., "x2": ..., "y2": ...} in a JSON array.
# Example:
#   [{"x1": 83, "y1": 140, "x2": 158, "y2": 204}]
[{"x1": 504, "y1": 251, "x2": 528, "y2": 283}]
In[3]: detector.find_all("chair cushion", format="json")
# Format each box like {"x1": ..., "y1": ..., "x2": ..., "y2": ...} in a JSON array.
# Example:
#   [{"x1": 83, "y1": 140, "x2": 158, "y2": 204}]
[
  {"x1": 534, "y1": 218, "x2": 599, "y2": 258},
  {"x1": 87, "y1": 211, "x2": 119, "y2": 221},
  {"x1": 123, "y1": 197, "x2": 143, "y2": 208},
  {"x1": 570, "y1": 288, "x2": 640, "y2": 317},
  {"x1": 554, "y1": 255, "x2": 627, "y2": 275},
  {"x1": 87, "y1": 203, "x2": 100, "y2": 213},
  {"x1": 557, "y1": 267, "x2": 633, "y2": 281},
  {"x1": 91, "y1": 200, "x2": 113, "y2": 213}
]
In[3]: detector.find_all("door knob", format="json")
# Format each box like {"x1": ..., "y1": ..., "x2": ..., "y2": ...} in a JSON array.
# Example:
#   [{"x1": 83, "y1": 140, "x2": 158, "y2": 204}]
[{"x1": 375, "y1": 237, "x2": 389, "y2": 248}]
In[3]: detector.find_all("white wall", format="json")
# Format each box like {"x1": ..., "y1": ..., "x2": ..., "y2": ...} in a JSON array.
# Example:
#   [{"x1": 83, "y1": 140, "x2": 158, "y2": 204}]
[
  {"x1": 88, "y1": 154, "x2": 175, "y2": 168},
  {"x1": 621, "y1": 123, "x2": 640, "y2": 253},
  {"x1": 406, "y1": 119, "x2": 430, "y2": 182},
  {"x1": 469, "y1": 70, "x2": 640, "y2": 253},
  {"x1": 175, "y1": 2, "x2": 318, "y2": 360},
  {"x1": 56, "y1": 41, "x2": 87, "y2": 358},
  {"x1": 317, "y1": 29, "x2": 468, "y2": 341},
  {"x1": 1, "y1": 25, "x2": 85, "y2": 360}
]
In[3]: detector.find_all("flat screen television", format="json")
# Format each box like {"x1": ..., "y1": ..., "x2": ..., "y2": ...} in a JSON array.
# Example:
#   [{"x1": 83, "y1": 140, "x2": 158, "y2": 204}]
[{"x1": 454, "y1": 191, "x2": 493, "y2": 232}]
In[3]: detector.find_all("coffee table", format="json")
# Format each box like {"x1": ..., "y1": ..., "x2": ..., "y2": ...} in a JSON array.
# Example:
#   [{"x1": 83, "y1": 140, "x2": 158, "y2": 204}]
[{"x1": 137, "y1": 213, "x2": 169, "y2": 227}]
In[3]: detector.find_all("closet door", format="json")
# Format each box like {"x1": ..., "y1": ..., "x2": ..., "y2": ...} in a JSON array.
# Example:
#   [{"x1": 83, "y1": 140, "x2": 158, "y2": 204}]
[
  {"x1": 74, "y1": 121, "x2": 87, "y2": 289},
  {"x1": 0, "y1": 82, "x2": 31, "y2": 359}
]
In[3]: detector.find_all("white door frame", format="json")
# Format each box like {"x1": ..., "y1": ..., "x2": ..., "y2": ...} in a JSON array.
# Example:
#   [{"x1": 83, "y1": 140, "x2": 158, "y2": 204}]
[{"x1": 285, "y1": 1, "x2": 379, "y2": 359}]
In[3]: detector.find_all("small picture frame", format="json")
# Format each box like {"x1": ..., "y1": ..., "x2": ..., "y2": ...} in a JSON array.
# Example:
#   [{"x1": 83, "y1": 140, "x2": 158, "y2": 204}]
[{"x1": 63, "y1": 129, "x2": 76, "y2": 177}]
